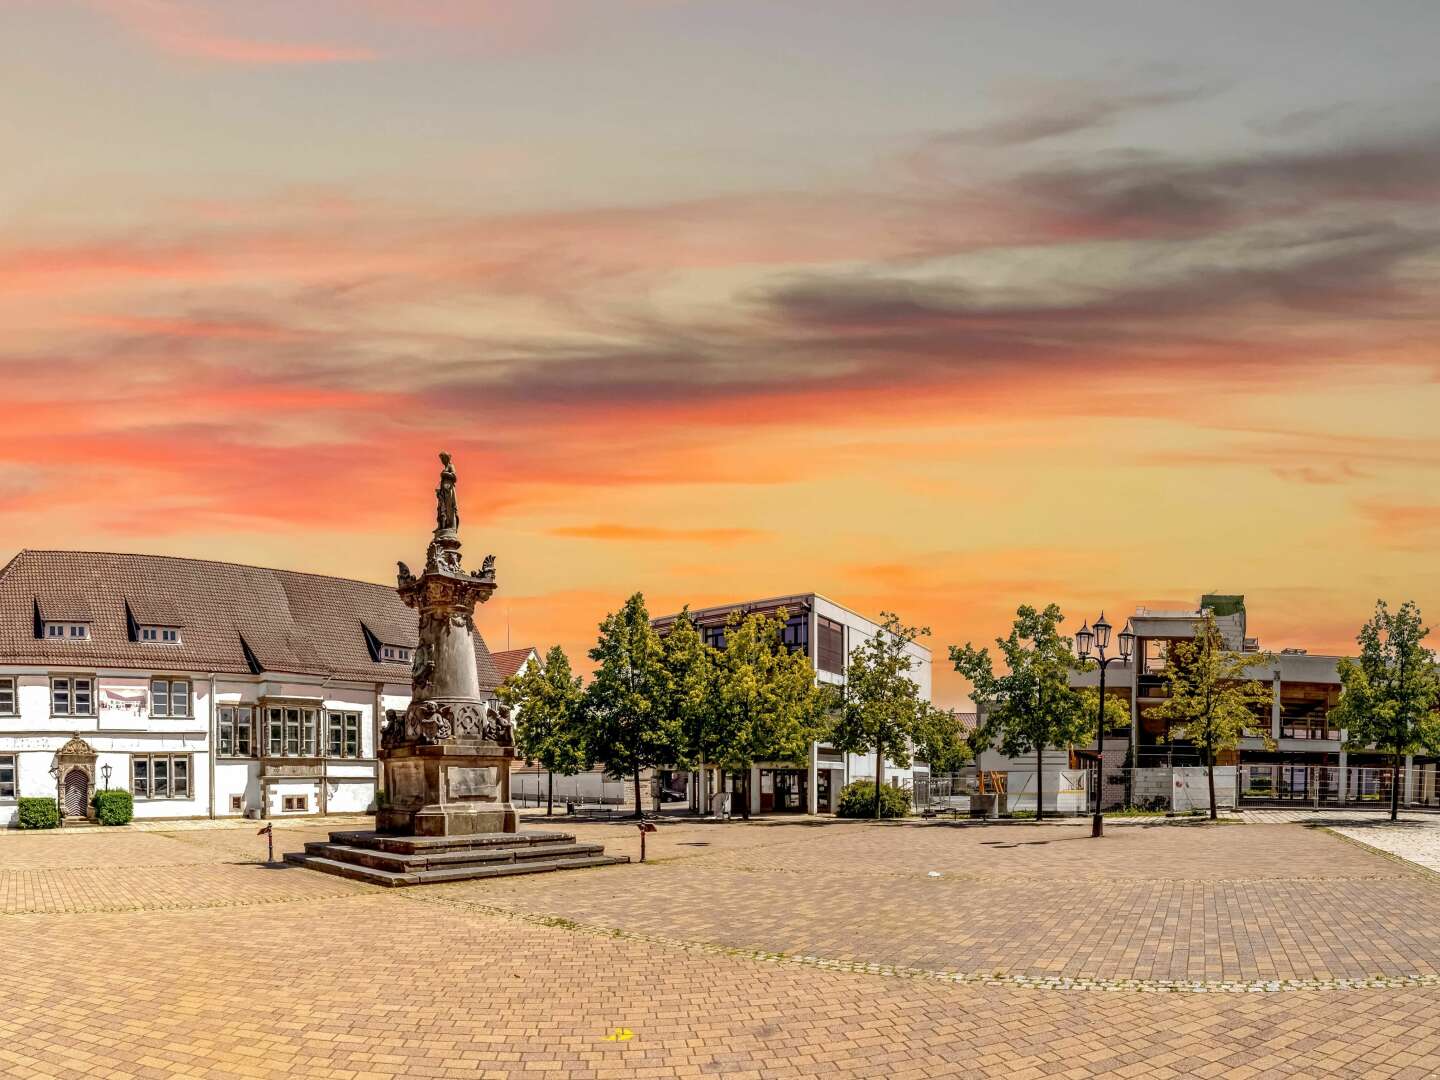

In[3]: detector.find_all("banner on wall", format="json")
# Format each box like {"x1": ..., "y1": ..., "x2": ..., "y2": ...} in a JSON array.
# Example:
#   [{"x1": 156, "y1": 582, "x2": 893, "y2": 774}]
[{"x1": 100, "y1": 685, "x2": 148, "y2": 714}]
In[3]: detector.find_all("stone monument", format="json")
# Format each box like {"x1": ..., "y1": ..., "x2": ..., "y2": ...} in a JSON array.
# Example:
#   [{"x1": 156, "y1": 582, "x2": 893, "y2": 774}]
[
  {"x1": 289, "y1": 453, "x2": 626, "y2": 885},
  {"x1": 377, "y1": 452, "x2": 517, "y2": 836}
]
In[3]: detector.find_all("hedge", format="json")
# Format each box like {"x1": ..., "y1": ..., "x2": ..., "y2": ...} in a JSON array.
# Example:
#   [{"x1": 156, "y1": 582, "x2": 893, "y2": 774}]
[
  {"x1": 93, "y1": 789, "x2": 134, "y2": 826},
  {"x1": 17, "y1": 797, "x2": 60, "y2": 830},
  {"x1": 836, "y1": 779, "x2": 911, "y2": 819}
]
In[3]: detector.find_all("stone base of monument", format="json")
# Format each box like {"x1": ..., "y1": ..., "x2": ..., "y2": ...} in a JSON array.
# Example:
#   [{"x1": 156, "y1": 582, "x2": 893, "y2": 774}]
[
  {"x1": 375, "y1": 743, "x2": 521, "y2": 837},
  {"x1": 285, "y1": 829, "x2": 629, "y2": 887}
]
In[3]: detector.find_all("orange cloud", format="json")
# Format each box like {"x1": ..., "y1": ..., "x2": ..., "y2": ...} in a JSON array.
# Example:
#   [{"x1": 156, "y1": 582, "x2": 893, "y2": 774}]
[{"x1": 94, "y1": 0, "x2": 376, "y2": 65}]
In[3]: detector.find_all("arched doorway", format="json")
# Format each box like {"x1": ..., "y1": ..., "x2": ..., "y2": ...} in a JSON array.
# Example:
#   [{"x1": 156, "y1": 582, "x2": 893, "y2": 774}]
[
  {"x1": 52, "y1": 736, "x2": 98, "y2": 824},
  {"x1": 63, "y1": 767, "x2": 90, "y2": 819}
]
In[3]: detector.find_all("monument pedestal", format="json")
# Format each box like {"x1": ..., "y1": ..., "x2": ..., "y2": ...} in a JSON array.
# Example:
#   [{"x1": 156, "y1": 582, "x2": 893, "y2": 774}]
[{"x1": 378, "y1": 743, "x2": 519, "y2": 837}]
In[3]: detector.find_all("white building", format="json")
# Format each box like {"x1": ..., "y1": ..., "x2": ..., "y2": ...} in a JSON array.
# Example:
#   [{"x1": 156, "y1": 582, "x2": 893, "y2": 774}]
[
  {"x1": 652, "y1": 593, "x2": 933, "y2": 814},
  {"x1": 0, "y1": 550, "x2": 505, "y2": 825}
]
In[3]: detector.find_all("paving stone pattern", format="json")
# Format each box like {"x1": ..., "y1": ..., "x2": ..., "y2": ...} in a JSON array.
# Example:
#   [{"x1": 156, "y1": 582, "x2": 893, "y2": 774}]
[{"x1": 2, "y1": 813, "x2": 1440, "y2": 1077}]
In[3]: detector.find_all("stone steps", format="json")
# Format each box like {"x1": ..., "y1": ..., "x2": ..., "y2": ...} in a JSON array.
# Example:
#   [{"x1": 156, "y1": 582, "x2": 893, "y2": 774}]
[{"x1": 285, "y1": 829, "x2": 628, "y2": 887}]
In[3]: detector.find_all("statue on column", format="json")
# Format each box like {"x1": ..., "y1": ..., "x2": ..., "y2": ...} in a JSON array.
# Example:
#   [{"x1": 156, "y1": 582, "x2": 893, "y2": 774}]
[{"x1": 436, "y1": 451, "x2": 459, "y2": 535}]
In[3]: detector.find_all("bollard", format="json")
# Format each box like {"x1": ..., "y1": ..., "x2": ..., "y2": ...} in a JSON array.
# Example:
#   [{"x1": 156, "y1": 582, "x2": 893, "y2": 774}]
[{"x1": 637, "y1": 820, "x2": 657, "y2": 862}]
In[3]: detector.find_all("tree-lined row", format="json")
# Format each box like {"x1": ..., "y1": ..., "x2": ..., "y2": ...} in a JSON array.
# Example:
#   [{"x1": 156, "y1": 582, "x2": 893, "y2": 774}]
[
  {"x1": 499, "y1": 593, "x2": 965, "y2": 818},
  {"x1": 952, "y1": 599, "x2": 1440, "y2": 821}
]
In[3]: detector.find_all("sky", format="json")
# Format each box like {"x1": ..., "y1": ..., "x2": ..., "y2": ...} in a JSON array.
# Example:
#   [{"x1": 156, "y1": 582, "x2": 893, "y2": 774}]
[{"x1": 2, "y1": 0, "x2": 1439, "y2": 706}]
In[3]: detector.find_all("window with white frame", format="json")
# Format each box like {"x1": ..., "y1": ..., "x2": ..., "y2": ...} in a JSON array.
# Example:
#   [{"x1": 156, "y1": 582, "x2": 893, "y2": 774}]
[
  {"x1": 51, "y1": 676, "x2": 94, "y2": 716},
  {"x1": 265, "y1": 706, "x2": 318, "y2": 756},
  {"x1": 139, "y1": 626, "x2": 181, "y2": 643},
  {"x1": 0, "y1": 677, "x2": 14, "y2": 716},
  {"x1": 218, "y1": 705, "x2": 255, "y2": 757},
  {"x1": 381, "y1": 645, "x2": 411, "y2": 663},
  {"x1": 150, "y1": 678, "x2": 190, "y2": 718},
  {"x1": 0, "y1": 754, "x2": 14, "y2": 798},
  {"x1": 326, "y1": 711, "x2": 362, "y2": 758},
  {"x1": 131, "y1": 753, "x2": 191, "y2": 799},
  {"x1": 44, "y1": 622, "x2": 90, "y2": 640}
]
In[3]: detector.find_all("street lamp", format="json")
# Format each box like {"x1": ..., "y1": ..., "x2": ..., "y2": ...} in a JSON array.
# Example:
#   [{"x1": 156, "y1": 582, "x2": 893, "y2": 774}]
[
  {"x1": 101, "y1": 763, "x2": 112, "y2": 791},
  {"x1": 1076, "y1": 612, "x2": 1133, "y2": 838}
]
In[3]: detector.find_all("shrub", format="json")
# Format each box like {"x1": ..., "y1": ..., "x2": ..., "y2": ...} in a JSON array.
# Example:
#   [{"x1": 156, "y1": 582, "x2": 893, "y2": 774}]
[
  {"x1": 92, "y1": 789, "x2": 134, "y2": 826},
  {"x1": 836, "y1": 780, "x2": 911, "y2": 819},
  {"x1": 18, "y1": 797, "x2": 59, "y2": 830}
]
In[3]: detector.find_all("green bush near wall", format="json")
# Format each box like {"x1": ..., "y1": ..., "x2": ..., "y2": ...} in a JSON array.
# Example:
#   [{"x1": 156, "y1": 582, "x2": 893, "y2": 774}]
[
  {"x1": 836, "y1": 780, "x2": 911, "y2": 819},
  {"x1": 93, "y1": 790, "x2": 134, "y2": 826},
  {"x1": 17, "y1": 797, "x2": 60, "y2": 830}
]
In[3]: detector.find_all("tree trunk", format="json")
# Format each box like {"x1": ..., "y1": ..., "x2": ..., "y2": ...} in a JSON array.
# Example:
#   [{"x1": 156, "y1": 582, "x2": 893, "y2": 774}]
[
  {"x1": 632, "y1": 768, "x2": 644, "y2": 820},
  {"x1": 698, "y1": 752, "x2": 707, "y2": 817},
  {"x1": 1035, "y1": 745, "x2": 1044, "y2": 821},
  {"x1": 546, "y1": 771, "x2": 553, "y2": 816},
  {"x1": 741, "y1": 768, "x2": 751, "y2": 820},
  {"x1": 1207, "y1": 746, "x2": 1217, "y2": 821},
  {"x1": 873, "y1": 741, "x2": 884, "y2": 820},
  {"x1": 1392, "y1": 750, "x2": 1402, "y2": 822}
]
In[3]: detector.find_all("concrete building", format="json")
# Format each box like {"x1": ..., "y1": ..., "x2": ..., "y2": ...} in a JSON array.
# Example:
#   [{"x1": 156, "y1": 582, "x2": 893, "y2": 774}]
[
  {"x1": 652, "y1": 593, "x2": 932, "y2": 815},
  {"x1": 0, "y1": 550, "x2": 505, "y2": 825},
  {"x1": 1070, "y1": 594, "x2": 1439, "y2": 808}
]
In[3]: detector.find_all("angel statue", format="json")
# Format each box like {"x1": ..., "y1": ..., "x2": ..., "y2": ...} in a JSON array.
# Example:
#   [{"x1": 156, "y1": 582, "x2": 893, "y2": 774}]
[{"x1": 435, "y1": 451, "x2": 459, "y2": 534}]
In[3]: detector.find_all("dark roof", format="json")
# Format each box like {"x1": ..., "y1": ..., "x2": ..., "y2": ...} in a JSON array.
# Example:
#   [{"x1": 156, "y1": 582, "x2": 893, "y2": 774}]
[
  {"x1": 0, "y1": 550, "x2": 501, "y2": 687},
  {"x1": 652, "y1": 594, "x2": 814, "y2": 632},
  {"x1": 489, "y1": 647, "x2": 538, "y2": 682}
]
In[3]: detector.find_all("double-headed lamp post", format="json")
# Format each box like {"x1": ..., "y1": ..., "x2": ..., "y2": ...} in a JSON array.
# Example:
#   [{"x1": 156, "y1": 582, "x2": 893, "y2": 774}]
[{"x1": 1076, "y1": 613, "x2": 1133, "y2": 838}]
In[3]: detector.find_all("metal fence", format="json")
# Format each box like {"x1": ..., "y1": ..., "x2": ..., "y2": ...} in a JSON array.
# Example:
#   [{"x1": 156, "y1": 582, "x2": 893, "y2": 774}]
[{"x1": 510, "y1": 774, "x2": 634, "y2": 810}]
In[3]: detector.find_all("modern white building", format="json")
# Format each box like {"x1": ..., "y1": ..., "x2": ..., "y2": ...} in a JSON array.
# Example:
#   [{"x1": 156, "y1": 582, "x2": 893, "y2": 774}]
[
  {"x1": 0, "y1": 550, "x2": 504, "y2": 826},
  {"x1": 652, "y1": 592, "x2": 933, "y2": 815}
]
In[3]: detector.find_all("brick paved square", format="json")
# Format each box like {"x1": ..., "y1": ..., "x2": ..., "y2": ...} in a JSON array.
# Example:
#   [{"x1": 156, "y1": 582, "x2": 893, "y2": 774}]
[{"x1": 3, "y1": 814, "x2": 1440, "y2": 1077}]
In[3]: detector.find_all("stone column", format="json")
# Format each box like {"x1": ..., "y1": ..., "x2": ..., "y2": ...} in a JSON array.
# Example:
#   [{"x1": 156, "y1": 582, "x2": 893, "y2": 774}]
[{"x1": 807, "y1": 740, "x2": 819, "y2": 815}]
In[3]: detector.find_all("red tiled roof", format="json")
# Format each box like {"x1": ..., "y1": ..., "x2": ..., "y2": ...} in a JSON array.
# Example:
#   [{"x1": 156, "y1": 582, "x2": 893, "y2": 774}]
[
  {"x1": 489, "y1": 647, "x2": 539, "y2": 682},
  {"x1": 0, "y1": 550, "x2": 502, "y2": 688}
]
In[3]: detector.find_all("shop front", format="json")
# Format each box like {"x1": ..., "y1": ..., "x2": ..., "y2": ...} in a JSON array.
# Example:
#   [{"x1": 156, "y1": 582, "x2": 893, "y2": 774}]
[{"x1": 759, "y1": 768, "x2": 808, "y2": 812}]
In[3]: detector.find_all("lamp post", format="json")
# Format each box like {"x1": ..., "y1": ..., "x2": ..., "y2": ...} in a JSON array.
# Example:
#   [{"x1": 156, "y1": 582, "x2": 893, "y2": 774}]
[
  {"x1": 101, "y1": 763, "x2": 112, "y2": 791},
  {"x1": 1076, "y1": 613, "x2": 1133, "y2": 838}
]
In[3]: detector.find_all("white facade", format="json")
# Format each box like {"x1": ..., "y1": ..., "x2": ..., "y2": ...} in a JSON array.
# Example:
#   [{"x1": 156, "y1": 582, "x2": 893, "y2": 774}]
[{"x1": 0, "y1": 663, "x2": 412, "y2": 826}]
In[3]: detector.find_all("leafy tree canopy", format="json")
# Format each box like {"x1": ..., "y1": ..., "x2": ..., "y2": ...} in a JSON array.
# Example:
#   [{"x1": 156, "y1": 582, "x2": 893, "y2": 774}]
[
  {"x1": 583, "y1": 592, "x2": 680, "y2": 784},
  {"x1": 498, "y1": 645, "x2": 587, "y2": 777},
  {"x1": 951, "y1": 603, "x2": 1091, "y2": 761},
  {"x1": 1330, "y1": 599, "x2": 1440, "y2": 756},
  {"x1": 713, "y1": 607, "x2": 830, "y2": 770},
  {"x1": 829, "y1": 612, "x2": 931, "y2": 769}
]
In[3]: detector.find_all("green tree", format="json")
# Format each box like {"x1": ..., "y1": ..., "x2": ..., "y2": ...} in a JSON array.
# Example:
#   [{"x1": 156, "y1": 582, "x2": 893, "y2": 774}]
[
  {"x1": 830, "y1": 613, "x2": 931, "y2": 820},
  {"x1": 582, "y1": 593, "x2": 678, "y2": 819},
  {"x1": 664, "y1": 608, "x2": 724, "y2": 810},
  {"x1": 913, "y1": 707, "x2": 974, "y2": 775},
  {"x1": 497, "y1": 646, "x2": 587, "y2": 815},
  {"x1": 951, "y1": 604, "x2": 1090, "y2": 821},
  {"x1": 712, "y1": 609, "x2": 830, "y2": 819},
  {"x1": 1151, "y1": 612, "x2": 1274, "y2": 820},
  {"x1": 1329, "y1": 600, "x2": 1440, "y2": 821}
]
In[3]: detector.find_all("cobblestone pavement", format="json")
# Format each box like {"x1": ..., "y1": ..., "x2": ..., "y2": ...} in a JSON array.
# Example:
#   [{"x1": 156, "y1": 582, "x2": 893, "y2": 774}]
[
  {"x1": 3, "y1": 814, "x2": 1440, "y2": 1077},
  {"x1": 1241, "y1": 808, "x2": 1440, "y2": 875}
]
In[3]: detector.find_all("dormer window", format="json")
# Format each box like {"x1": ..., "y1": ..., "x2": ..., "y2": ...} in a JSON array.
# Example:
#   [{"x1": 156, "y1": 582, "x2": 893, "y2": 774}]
[
  {"x1": 139, "y1": 626, "x2": 181, "y2": 644},
  {"x1": 381, "y1": 645, "x2": 411, "y2": 663},
  {"x1": 44, "y1": 622, "x2": 89, "y2": 640}
]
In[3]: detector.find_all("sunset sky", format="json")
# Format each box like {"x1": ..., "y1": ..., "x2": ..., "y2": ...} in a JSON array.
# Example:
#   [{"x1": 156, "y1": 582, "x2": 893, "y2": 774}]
[{"x1": 3, "y1": 1, "x2": 1439, "y2": 706}]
